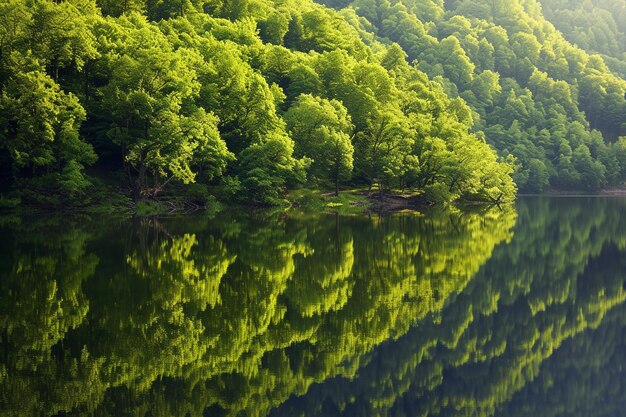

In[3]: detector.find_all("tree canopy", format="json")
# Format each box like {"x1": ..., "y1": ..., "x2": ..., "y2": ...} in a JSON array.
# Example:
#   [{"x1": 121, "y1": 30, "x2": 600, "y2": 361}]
[{"x1": 1, "y1": 0, "x2": 625, "y2": 207}]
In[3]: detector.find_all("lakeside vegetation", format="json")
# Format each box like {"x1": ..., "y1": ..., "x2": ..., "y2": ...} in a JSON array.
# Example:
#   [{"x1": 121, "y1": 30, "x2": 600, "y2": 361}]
[{"x1": 0, "y1": 0, "x2": 624, "y2": 210}]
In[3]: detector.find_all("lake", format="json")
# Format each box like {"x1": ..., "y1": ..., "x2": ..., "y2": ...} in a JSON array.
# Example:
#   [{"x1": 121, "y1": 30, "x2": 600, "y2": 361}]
[{"x1": 1, "y1": 197, "x2": 625, "y2": 417}]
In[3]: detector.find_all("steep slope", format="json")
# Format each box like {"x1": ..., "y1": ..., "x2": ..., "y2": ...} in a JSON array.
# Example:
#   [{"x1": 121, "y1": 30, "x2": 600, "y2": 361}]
[
  {"x1": 0, "y1": 0, "x2": 515, "y2": 207},
  {"x1": 1, "y1": 0, "x2": 624, "y2": 205},
  {"x1": 538, "y1": 0, "x2": 626, "y2": 77},
  {"x1": 320, "y1": 0, "x2": 626, "y2": 191}
]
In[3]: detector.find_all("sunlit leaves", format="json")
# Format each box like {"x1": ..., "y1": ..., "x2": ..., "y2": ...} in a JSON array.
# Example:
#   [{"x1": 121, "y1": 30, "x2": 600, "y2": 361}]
[{"x1": 100, "y1": 15, "x2": 232, "y2": 194}]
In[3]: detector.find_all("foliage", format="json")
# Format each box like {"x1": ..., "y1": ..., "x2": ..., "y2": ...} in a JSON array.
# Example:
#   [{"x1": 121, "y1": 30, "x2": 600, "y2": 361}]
[
  {"x1": 284, "y1": 94, "x2": 354, "y2": 193},
  {"x1": 3, "y1": 0, "x2": 626, "y2": 204},
  {"x1": 538, "y1": 0, "x2": 626, "y2": 77},
  {"x1": 0, "y1": 0, "x2": 522, "y2": 207},
  {"x1": 287, "y1": 188, "x2": 369, "y2": 213},
  {"x1": 334, "y1": 0, "x2": 626, "y2": 192}
]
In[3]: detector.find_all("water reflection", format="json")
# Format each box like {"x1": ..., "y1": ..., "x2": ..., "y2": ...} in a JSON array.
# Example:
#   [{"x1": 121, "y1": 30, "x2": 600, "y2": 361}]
[
  {"x1": 272, "y1": 197, "x2": 626, "y2": 417},
  {"x1": 0, "y1": 198, "x2": 624, "y2": 417}
]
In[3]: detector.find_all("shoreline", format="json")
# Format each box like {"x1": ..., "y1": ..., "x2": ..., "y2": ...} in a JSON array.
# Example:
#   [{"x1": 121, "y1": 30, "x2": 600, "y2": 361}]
[
  {"x1": 3, "y1": 187, "x2": 626, "y2": 217},
  {"x1": 519, "y1": 187, "x2": 626, "y2": 198}
]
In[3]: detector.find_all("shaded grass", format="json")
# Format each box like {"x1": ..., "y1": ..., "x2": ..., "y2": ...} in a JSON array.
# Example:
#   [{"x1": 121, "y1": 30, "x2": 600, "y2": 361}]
[{"x1": 287, "y1": 188, "x2": 370, "y2": 214}]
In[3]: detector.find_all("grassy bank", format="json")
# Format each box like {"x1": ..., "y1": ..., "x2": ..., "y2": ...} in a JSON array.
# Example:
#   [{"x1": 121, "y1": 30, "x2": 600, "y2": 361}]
[{"x1": 287, "y1": 189, "x2": 371, "y2": 215}]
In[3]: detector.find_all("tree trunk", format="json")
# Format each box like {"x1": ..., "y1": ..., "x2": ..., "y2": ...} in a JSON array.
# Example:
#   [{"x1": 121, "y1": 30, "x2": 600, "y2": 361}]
[{"x1": 133, "y1": 163, "x2": 146, "y2": 200}]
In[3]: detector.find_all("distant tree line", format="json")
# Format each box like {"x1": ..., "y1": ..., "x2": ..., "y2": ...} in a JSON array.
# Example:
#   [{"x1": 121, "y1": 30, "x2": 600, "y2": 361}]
[
  {"x1": 321, "y1": 0, "x2": 626, "y2": 192},
  {"x1": 539, "y1": 0, "x2": 626, "y2": 77}
]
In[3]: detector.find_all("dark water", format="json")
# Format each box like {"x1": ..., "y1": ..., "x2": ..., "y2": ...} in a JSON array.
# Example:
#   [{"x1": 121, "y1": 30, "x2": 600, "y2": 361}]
[{"x1": 1, "y1": 197, "x2": 625, "y2": 417}]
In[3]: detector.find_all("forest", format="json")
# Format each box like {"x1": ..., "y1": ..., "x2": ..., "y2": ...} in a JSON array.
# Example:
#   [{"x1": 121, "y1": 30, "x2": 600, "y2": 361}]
[{"x1": 0, "y1": 0, "x2": 625, "y2": 208}]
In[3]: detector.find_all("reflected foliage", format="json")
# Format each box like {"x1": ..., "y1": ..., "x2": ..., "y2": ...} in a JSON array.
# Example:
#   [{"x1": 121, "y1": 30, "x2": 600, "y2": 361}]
[
  {"x1": 271, "y1": 197, "x2": 626, "y2": 417},
  {"x1": 496, "y1": 301, "x2": 626, "y2": 417},
  {"x1": 3, "y1": 198, "x2": 626, "y2": 417},
  {"x1": 0, "y1": 205, "x2": 514, "y2": 416}
]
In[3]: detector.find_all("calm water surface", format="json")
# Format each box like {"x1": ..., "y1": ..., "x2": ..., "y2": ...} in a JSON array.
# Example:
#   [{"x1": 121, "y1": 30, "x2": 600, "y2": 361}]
[{"x1": 1, "y1": 197, "x2": 625, "y2": 417}]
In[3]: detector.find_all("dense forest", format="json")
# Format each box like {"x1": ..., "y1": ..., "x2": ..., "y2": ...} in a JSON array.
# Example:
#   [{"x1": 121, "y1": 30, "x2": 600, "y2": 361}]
[
  {"x1": 0, "y1": 0, "x2": 625, "y2": 208},
  {"x1": 539, "y1": 0, "x2": 626, "y2": 77}
]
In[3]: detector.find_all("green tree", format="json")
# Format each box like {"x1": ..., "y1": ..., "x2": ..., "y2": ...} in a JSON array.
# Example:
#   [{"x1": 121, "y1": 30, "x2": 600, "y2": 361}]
[
  {"x1": 526, "y1": 158, "x2": 550, "y2": 193},
  {"x1": 237, "y1": 133, "x2": 308, "y2": 205},
  {"x1": 0, "y1": 64, "x2": 96, "y2": 201},
  {"x1": 284, "y1": 94, "x2": 354, "y2": 194},
  {"x1": 100, "y1": 17, "x2": 232, "y2": 197},
  {"x1": 572, "y1": 144, "x2": 607, "y2": 190}
]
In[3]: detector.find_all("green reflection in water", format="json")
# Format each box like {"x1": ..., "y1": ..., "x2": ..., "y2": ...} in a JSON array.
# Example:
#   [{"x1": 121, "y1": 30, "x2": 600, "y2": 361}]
[
  {"x1": 0, "y1": 205, "x2": 514, "y2": 416},
  {"x1": 1, "y1": 198, "x2": 624, "y2": 417},
  {"x1": 271, "y1": 197, "x2": 626, "y2": 417}
]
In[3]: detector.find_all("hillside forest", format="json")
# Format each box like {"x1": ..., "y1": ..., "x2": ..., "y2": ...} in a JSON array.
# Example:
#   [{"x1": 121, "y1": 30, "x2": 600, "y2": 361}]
[{"x1": 0, "y1": 0, "x2": 625, "y2": 207}]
